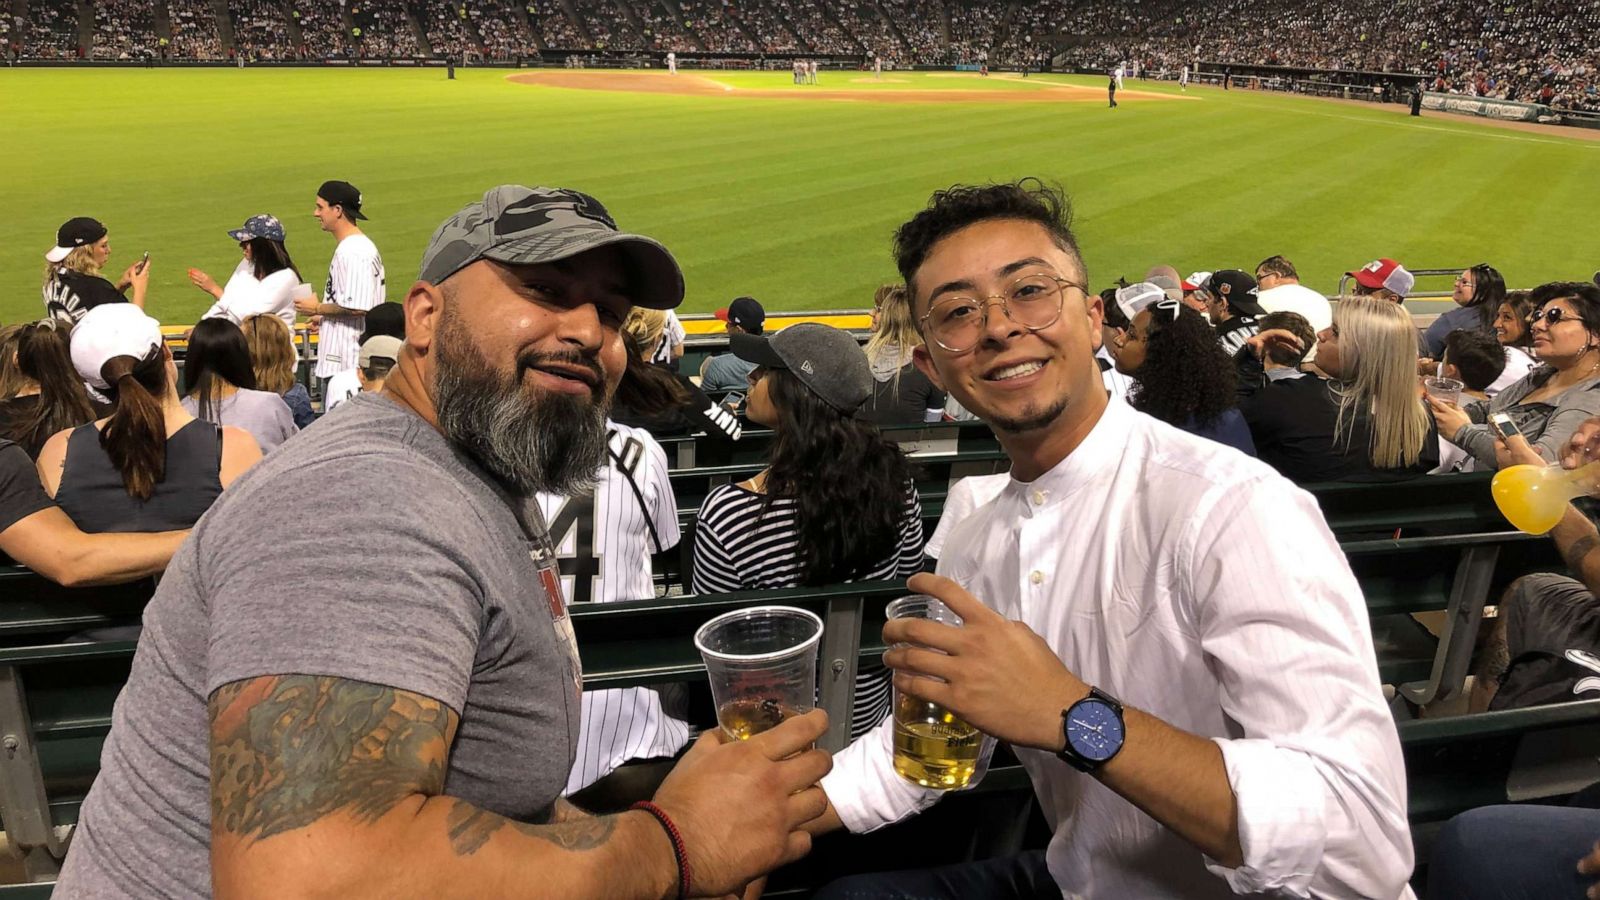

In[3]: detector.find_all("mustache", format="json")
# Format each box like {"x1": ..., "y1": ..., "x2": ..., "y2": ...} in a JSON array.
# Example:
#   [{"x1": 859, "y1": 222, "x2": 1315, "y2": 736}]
[{"x1": 516, "y1": 349, "x2": 606, "y2": 398}]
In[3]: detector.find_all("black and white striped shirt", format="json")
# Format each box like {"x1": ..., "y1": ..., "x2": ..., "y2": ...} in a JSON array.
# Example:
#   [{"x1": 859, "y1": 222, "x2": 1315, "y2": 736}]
[{"x1": 692, "y1": 484, "x2": 924, "y2": 740}]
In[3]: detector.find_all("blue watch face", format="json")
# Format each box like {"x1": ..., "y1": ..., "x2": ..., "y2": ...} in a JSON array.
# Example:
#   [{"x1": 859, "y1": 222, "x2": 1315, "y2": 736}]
[{"x1": 1066, "y1": 698, "x2": 1124, "y2": 762}]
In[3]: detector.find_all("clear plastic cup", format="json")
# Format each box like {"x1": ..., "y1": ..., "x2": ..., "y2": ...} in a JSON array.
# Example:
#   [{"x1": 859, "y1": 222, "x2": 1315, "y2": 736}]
[
  {"x1": 886, "y1": 595, "x2": 987, "y2": 789},
  {"x1": 1424, "y1": 375, "x2": 1464, "y2": 407},
  {"x1": 292, "y1": 283, "x2": 315, "y2": 302},
  {"x1": 694, "y1": 606, "x2": 823, "y2": 741}
]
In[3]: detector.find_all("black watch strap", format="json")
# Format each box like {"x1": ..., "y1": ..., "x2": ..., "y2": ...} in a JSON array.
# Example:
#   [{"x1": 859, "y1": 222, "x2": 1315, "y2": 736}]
[{"x1": 1056, "y1": 687, "x2": 1125, "y2": 773}]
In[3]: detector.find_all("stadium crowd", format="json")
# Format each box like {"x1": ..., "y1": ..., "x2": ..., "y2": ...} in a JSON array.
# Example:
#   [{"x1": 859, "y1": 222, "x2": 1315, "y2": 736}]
[
  {"x1": 6, "y1": 0, "x2": 1593, "y2": 112},
  {"x1": 8, "y1": 173, "x2": 1600, "y2": 898}
]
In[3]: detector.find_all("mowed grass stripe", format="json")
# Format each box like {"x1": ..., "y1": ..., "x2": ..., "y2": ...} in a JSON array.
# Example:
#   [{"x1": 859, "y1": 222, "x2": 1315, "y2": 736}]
[{"x1": 3, "y1": 68, "x2": 1595, "y2": 325}]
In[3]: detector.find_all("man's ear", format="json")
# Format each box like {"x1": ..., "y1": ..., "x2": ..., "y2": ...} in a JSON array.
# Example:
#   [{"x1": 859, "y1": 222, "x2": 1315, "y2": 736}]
[
  {"x1": 912, "y1": 343, "x2": 946, "y2": 392},
  {"x1": 406, "y1": 281, "x2": 444, "y2": 355},
  {"x1": 1083, "y1": 288, "x2": 1105, "y2": 343}
]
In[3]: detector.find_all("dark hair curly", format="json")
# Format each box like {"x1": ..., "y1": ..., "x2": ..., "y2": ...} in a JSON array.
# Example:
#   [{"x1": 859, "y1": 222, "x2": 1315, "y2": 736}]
[
  {"x1": 893, "y1": 179, "x2": 1083, "y2": 296},
  {"x1": 763, "y1": 368, "x2": 914, "y2": 584},
  {"x1": 1127, "y1": 306, "x2": 1238, "y2": 429}
]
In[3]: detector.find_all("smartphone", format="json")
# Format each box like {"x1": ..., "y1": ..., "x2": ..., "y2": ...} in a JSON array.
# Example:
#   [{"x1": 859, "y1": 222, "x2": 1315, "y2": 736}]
[
  {"x1": 1490, "y1": 413, "x2": 1522, "y2": 442},
  {"x1": 136, "y1": 251, "x2": 150, "y2": 273},
  {"x1": 720, "y1": 391, "x2": 745, "y2": 412}
]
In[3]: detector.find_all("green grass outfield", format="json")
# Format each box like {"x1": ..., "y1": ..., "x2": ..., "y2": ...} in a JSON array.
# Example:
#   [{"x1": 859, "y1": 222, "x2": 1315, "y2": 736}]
[{"x1": 2, "y1": 66, "x2": 1596, "y2": 327}]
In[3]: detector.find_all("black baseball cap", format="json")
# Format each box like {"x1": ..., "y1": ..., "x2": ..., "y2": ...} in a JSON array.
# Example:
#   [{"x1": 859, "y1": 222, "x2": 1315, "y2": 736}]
[
  {"x1": 45, "y1": 217, "x2": 108, "y2": 263},
  {"x1": 716, "y1": 297, "x2": 766, "y2": 335},
  {"x1": 1204, "y1": 270, "x2": 1266, "y2": 317},
  {"x1": 317, "y1": 180, "x2": 368, "y2": 220},
  {"x1": 731, "y1": 323, "x2": 870, "y2": 415}
]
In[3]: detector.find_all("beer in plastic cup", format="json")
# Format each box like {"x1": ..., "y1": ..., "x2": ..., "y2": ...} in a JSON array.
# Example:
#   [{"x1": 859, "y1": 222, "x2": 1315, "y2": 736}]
[
  {"x1": 694, "y1": 606, "x2": 822, "y2": 741},
  {"x1": 1424, "y1": 375, "x2": 1464, "y2": 407},
  {"x1": 886, "y1": 595, "x2": 986, "y2": 789}
]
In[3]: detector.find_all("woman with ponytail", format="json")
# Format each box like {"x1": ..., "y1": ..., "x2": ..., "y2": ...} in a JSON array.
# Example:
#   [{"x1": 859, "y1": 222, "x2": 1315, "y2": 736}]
[{"x1": 34, "y1": 304, "x2": 261, "y2": 536}]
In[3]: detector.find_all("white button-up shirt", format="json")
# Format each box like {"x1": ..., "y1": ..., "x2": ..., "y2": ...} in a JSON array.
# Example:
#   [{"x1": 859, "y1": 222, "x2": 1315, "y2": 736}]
[{"x1": 822, "y1": 396, "x2": 1414, "y2": 899}]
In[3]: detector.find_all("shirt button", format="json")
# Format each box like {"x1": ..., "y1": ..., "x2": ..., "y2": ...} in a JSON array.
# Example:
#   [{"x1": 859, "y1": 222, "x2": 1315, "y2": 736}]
[
  {"x1": 1030, "y1": 570, "x2": 1044, "y2": 585},
  {"x1": 1032, "y1": 490, "x2": 1047, "y2": 506}
]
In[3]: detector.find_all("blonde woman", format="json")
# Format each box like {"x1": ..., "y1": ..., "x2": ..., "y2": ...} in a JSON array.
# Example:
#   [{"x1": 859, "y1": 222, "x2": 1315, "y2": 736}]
[
  {"x1": 241, "y1": 315, "x2": 316, "y2": 429},
  {"x1": 41, "y1": 217, "x2": 149, "y2": 323},
  {"x1": 861, "y1": 285, "x2": 945, "y2": 424},
  {"x1": 1241, "y1": 297, "x2": 1437, "y2": 482}
]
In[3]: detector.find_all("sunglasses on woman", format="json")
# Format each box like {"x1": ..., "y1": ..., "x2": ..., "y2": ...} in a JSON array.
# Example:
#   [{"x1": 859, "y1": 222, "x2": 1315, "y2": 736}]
[{"x1": 1528, "y1": 307, "x2": 1585, "y2": 326}]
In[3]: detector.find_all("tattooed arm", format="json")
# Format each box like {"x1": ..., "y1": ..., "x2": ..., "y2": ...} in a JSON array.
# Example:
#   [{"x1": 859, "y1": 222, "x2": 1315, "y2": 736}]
[
  {"x1": 208, "y1": 675, "x2": 832, "y2": 900},
  {"x1": 1550, "y1": 507, "x2": 1600, "y2": 597}
]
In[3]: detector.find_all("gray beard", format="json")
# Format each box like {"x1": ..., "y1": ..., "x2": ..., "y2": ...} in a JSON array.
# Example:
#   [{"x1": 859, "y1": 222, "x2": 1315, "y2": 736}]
[{"x1": 433, "y1": 324, "x2": 610, "y2": 497}]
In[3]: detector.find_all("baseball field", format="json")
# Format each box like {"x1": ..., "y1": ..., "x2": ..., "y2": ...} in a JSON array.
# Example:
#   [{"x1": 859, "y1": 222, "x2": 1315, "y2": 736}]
[{"x1": 2, "y1": 66, "x2": 1596, "y2": 326}]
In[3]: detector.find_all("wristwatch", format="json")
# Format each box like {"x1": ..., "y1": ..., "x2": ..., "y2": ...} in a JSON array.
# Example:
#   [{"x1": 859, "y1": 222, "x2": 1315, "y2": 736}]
[{"x1": 1057, "y1": 687, "x2": 1126, "y2": 773}]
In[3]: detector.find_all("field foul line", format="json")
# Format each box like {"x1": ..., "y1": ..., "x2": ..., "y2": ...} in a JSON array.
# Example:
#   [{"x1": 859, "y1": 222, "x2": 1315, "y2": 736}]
[{"x1": 1264, "y1": 103, "x2": 1595, "y2": 148}]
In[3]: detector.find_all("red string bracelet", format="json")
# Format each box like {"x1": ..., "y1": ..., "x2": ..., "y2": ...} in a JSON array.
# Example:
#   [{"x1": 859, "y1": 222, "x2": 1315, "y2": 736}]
[{"x1": 630, "y1": 801, "x2": 692, "y2": 899}]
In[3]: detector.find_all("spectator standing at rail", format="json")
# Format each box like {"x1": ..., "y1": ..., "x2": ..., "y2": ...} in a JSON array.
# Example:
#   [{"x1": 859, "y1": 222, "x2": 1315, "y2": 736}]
[
  {"x1": 41, "y1": 217, "x2": 148, "y2": 324},
  {"x1": 189, "y1": 214, "x2": 303, "y2": 328},
  {"x1": 296, "y1": 180, "x2": 385, "y2": 399}
]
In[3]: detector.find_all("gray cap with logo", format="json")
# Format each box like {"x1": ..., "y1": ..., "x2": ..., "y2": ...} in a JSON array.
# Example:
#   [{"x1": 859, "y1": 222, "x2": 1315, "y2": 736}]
[
  {"x1": 731, "y1": 322, "x2": 871, "y2": 415},
  {"x1": 418, "y1": 185, "x2": 685, "y2": 309}
]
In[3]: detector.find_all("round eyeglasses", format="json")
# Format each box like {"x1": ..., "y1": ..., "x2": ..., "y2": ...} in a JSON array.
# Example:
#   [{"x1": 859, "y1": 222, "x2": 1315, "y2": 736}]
[{"x1": 920, "y1": 274, "x2": 1085, "y2": 353}]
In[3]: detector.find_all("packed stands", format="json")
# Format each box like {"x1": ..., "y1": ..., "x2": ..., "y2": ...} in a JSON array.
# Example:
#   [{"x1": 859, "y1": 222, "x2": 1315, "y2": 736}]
[
  {"x1": 467, "y1": 0, "x2": 535, "y2": 58},
  {"x1": 166, "y1": 0, "x2": 224, "y2": 58},
  {"x1": 229, "y1": 0, "x2": 299, "y2": 60},
  {"x1": 91, "y1": 0, "x2": 156, "y2": 59},
  {"x1": 2, "y1": 0, "x2": 1595, "y2": 113},
  {"x1": 22, "y1": 0, "x2": 82, "y2": 59}
]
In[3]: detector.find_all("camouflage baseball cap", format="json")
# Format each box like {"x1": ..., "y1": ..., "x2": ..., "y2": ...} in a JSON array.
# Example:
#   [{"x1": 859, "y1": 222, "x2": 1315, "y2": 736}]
[{"x1": 419, "y1": 185, "x2": 685, "y2": 309}]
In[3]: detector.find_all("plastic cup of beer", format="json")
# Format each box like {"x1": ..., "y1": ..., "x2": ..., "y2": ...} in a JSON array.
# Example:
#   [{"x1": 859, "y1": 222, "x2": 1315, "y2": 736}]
[
  {"x1": 1424, "y1": 375, "x2": 1464, "y2": 407},
  {"x1": 886, "y1": 595, "x2": 986, "y2": 790},
  {"x1": 694, "y1": 606, "x2": 823, "y2": 741}
]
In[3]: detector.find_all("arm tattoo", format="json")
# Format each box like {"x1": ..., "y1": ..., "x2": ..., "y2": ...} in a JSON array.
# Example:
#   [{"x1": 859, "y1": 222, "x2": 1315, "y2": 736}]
[
  {"x1": 208, "y1": 675, "x2": 453, "y2": 842},
  {"x1": 445, "y1": 799, "x2": 617, "y2": 856},
  {"x1": 1564, "y1": 534, "x2": 1600, "y2": 574}
]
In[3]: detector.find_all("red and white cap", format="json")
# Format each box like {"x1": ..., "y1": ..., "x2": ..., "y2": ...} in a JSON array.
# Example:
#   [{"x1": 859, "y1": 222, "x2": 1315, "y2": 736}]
[
  {"x1": 1348, "y1": 258, "x2": 1415, "y2": 297},
  {"x1": 1182, "y1": 271, "x2": 1212, "y2": 292}
]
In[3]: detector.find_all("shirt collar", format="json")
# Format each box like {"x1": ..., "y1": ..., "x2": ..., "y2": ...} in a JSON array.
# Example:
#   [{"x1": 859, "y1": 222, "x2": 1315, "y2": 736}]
[
  {"x1": 1002, "y1": 393, "x2": 1134, "y2": 513},
  {"x1": 1265, "y1": 367, "x2": 1306, "y2": 382}
]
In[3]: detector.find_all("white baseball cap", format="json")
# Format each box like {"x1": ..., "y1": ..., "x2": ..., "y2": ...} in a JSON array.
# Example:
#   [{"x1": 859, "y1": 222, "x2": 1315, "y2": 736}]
[
  {"x1": 71, "y1": 303, "x2": 164, "y2": 390},
  {"x1": 1115, "y1": 282, "x2": 1166, "y2": 321},
  {"x1": 358, "y1": 335, "x2": 404, "y2": 367}
]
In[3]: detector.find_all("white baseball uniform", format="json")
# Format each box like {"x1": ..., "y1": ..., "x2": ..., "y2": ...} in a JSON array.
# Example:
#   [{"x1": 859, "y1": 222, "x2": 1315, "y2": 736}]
[
  {"x1": 539, "y1": 422, "x2": 687, "y2": 795},
  {"x1": 315, "y1": 232, "x2": 385, "y2": 379}
]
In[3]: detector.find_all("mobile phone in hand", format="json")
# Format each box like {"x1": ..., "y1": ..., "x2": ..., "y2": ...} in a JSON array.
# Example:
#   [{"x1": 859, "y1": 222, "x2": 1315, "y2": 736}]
[
  {"x1": 721, "y1": 391, "x2": 745, "y2": 412},
  {"x1": 1490, "y1": 413, "x2": 1523, "y2": 442},
  {"x1": 136, "y1": 251, "x2": 150, "y2": 273}
]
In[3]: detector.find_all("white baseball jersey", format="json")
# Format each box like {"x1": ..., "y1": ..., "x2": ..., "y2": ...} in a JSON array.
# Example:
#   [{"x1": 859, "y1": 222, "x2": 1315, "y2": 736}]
[
  {"x1": 537, "y1": 421, "x2": 688, "y2": 795},
  {"x1": 315, "y1": 232, "x2": 385, "y2": 378},
  {"x1": 650, "y1": 310, "x2": 686, "y2": 366}
]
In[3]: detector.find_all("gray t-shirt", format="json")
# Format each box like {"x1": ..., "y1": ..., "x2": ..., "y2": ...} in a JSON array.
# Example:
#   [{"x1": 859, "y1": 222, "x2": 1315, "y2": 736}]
[
  {"x1": 56, "y1": 393, "x2": 581, "y2": 898},
  {"x1": 181, "y1": 388, "x2": 299, "y2": 453}
]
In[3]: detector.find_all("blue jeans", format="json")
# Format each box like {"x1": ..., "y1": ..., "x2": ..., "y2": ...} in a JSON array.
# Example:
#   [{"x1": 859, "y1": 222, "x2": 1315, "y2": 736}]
[
  {"x1": 811, "y1": 850, "x2": 1056, "y2": 900},
  {"x1": 1428, "y1": 805, "x2": 1598, "y2": 899}
]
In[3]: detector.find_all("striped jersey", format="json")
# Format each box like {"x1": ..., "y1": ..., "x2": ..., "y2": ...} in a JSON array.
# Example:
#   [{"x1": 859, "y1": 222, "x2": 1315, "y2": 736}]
[
  {"x1": 692, "y1": 483, "x2": 924, "y2": 740},
  {"x1": 537, "y1": 422, "x2": 687, "y2": 795},
  {"x1": 650, "y1": 310, "x2": 686, "y2": 366},
  {"x1": 315, "y1": 233, "x2": 385, "y2": 378}
]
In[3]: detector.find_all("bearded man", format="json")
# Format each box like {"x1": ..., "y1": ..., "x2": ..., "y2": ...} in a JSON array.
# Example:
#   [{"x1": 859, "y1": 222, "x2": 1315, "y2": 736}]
[{"x1": 54, "y1": 186, "x2": 832, "y2": 900}]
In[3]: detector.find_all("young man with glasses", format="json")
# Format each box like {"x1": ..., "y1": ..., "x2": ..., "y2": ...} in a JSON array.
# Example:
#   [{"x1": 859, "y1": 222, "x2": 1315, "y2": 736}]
[
  {"x1": 1253, "y1": 255, "x2": 1331, "y2": 360},
  {"x1": 810, "y1": 180, "x2": 1413, "y2": 899}
]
